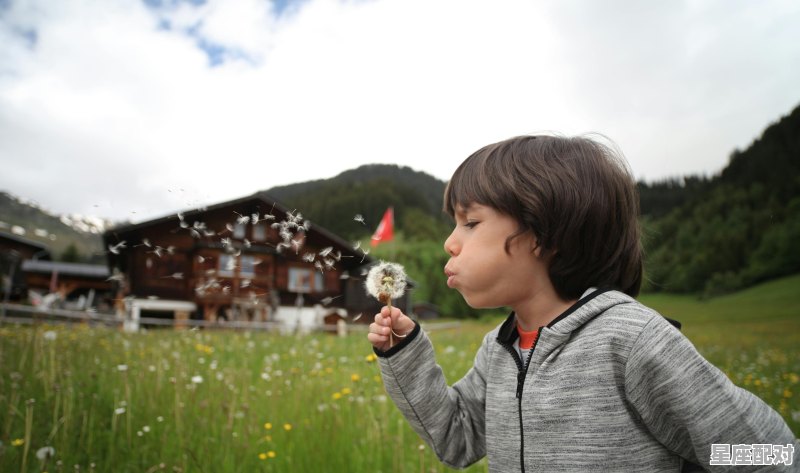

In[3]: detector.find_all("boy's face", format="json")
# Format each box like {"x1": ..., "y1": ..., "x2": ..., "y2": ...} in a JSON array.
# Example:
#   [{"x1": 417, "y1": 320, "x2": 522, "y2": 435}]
[{"x1": 444, "y1": 203, "x2": 549, "y2": 310}]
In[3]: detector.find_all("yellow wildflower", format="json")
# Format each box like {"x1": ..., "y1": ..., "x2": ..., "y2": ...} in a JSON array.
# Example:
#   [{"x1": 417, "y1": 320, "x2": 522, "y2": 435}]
[
  {"x1": 268, "y1": 451, "x2": 276, "y2": 458},
  {"x1": 259, "y1": 453, "x2": 268, "y2": 460},
  {"x1": 264, "y1": 422, "x2": 272, "y2": 430},
  {"x1": 351, "y1": 374, "x2": 361, "y2": 382},
  {"x1": 11, "y1": 438, "x2": 24, "y2": 447},
  {"x1": 332, "y1": 392, "x2": 342, "y2": 400},
  {"x1": 365, "y1": 353, "x2": 377, "y2": 362},
  {"x1": 342, "y1": 387, "x2": 352, "y2": 395},
  {"x1": 283, "y1": 423, "x2": 292, "y2": 431}
]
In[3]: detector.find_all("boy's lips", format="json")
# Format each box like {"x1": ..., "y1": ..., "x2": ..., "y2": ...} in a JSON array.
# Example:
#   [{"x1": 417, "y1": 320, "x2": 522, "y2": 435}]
[{"x1": 444, "y1": 267, "x2": 457, "y2": 288}]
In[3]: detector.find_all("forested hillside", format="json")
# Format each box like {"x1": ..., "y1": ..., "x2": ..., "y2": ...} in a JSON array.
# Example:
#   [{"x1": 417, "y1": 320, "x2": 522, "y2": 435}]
[
  {"x1": 641, "y1": 104, "x2": 800, "y2": 295},
  {"x1": 267, "y1": 164, "x2": 451, "y2": 242}
]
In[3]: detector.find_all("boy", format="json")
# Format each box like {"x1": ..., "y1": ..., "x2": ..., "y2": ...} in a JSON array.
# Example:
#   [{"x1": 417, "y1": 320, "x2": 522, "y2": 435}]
[{"x1": 367, "y1": 135, "x2": 798, "y2": 472}]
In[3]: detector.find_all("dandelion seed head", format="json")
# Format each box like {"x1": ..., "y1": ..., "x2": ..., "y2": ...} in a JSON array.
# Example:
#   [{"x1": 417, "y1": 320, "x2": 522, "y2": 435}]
[
  {"x1": 36, "y1": 446, "x2": 55, "y2": 460},
  {"x1": 365, "y1": 261, "x2": 407, "y2": 302}
]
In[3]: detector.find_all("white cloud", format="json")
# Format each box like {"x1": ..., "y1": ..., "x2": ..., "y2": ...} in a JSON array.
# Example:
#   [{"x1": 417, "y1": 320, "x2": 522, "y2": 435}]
[{"x1": 1, "y1": 0, "x2": 799, "y2": 221}]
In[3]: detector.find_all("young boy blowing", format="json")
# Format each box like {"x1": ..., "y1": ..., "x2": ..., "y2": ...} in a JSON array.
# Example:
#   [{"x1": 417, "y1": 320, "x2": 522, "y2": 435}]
[{"x1": 367, "y1": 135, "x2": 798, "y2": 472}]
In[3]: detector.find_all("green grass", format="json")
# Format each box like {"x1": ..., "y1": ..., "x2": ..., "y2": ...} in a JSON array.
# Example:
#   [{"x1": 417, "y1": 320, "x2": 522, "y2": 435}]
[{"x1": 0, "y1": 275, "x2": 798, "y2": 472}]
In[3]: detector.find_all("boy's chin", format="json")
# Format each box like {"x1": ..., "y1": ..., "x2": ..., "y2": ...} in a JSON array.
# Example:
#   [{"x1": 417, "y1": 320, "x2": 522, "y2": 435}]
[{"x1": 461, "y1": 294, "x2": 501, "y2": 310}]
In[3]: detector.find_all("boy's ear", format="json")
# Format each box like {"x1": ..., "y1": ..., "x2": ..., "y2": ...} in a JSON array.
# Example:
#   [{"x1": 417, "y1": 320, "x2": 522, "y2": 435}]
[
  {"x1": 531, "y1": 239, "x2": 556, "y2": 259},
  {"x1": 530, "y1": 238, "x2": 542, "y2": 257}
]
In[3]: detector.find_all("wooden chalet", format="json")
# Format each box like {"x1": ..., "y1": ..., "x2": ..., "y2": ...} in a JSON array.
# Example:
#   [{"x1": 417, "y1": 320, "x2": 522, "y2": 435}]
[
  {"x1": 21, "y1": 260, "x2": 113, "y2": 311},
  {"x1": 103, "y1": 192, "x2": 409, "y2": 328},
  {"x1": 1, "y1": 231, "x2": 52, "y2": 302}
]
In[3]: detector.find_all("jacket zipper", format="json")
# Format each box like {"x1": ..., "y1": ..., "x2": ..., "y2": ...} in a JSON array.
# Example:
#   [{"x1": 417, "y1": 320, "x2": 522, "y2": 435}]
[{"x1": 501, "y1": 326, "x2": 543, "y2": 473}]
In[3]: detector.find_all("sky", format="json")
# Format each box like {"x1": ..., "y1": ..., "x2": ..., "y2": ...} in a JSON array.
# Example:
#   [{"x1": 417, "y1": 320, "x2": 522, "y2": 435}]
[{"x1": 1, "y1": 0, "x2": 799, "y2": 223}]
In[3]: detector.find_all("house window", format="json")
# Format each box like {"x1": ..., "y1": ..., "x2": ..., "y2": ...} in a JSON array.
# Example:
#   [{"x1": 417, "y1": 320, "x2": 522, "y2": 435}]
[
  {"x1": 240, "y1": 255, "x2": 257, "y2": 277},
  {"x1": 218, "y1": 254, "x2": 257, "y2": 277},
  {"x1": 253, "y1": 223, "x2": 266, "y2": 242},
  {"x1": 288, "y1": 267, "x2": 324, "y2": 293},
  {"x1": 233, "y1": 223, "x2": 246, "y2": 239},
  {"x1": 219, "y1": 254, "x2": 236, "y2": 277}
]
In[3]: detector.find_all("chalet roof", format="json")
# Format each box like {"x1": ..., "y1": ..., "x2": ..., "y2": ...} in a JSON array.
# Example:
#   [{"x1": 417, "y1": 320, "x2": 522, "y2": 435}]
[
  {"x1": 0, "y1": 230, "x2": 51, "y2": 253},
  {"x1": 22, "y1": 260, "x2": 110, "y2": 278},
  {"x1": 103, "y1": 191, "x2": 373, "y2": 267}
]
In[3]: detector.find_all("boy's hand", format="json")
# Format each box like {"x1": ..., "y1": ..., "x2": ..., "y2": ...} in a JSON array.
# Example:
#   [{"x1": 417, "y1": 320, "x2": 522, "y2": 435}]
[{"x1": 367, "y1": 306, "x2": 415, "y2": 352}]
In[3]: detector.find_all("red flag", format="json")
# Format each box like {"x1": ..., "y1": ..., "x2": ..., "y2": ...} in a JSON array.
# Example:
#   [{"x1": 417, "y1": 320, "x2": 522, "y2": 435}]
[{"x1": 370, "y1": 207, "x2": 394, "y2": 247}]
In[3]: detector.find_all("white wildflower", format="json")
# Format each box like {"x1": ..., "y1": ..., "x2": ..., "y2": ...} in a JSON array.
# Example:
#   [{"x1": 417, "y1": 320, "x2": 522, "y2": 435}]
[
  {"x1": 43, "y1": 330, "x2": 57, "y2": 341},
  {"x1": 191, "y1": 375, "x2": 203, "y2": 384},
  {"x1": 36, "y1": 446, "x2": 55, "y2": 461},
  {"x1": 116, "y1": 364, "x2": 128, "y2": 372}
]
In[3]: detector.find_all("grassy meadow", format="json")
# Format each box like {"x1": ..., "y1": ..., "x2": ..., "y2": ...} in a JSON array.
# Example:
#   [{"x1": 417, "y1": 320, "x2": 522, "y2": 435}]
[{"x1": 1, "y1": 275, "x2": 798, "y2": 472}]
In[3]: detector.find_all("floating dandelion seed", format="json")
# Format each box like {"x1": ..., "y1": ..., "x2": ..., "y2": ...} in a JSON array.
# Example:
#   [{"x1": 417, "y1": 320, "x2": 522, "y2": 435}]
[
  {"x1": 321, "y1": 295, "x2": 342, "y2": 306},
  {"x1": 291, "y1": 239, "x2": 303, "y2": 253},
  {"x1": 134, "y1": 238, "x2": 151, "y2": 248},
  {"x1": 108, "y1": 241, "x2": 127, "y2": 255},
  {"x1": 352, "y1": 312, "x2": 363, "y2": 322},
  {"x1": 302, "y1": 253, "x2": 315, "y2": 263},
  {"x1": 354, "y1": 214, "x2": 366, "y2": 225},
  {"x1": 319, "y1": 246, "x2": 333, "y2": 258}
]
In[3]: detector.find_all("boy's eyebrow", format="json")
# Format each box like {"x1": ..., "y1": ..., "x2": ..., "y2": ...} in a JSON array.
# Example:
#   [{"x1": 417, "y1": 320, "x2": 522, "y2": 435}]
[{"x1": 455, "y1": 203, "x2": 475, "y2": 214}]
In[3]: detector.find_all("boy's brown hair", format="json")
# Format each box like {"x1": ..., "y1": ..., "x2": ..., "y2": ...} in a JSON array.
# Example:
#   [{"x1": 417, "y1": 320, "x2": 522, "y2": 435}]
[{"x1": 444, "y1": 135, "x2": 643, "y2": 300}]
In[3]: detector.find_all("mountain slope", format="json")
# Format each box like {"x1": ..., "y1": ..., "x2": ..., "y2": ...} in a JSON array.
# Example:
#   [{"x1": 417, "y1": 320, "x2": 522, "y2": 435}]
[
  {"x1": 0, "y1": 192, "x2": 106, "y2": 262},
  {"x1": 266, "y1": 164, "x2": 450, "y2": 241},
  {"x1": 643, "y1": 103, "x2": 800, "y2": 294}
]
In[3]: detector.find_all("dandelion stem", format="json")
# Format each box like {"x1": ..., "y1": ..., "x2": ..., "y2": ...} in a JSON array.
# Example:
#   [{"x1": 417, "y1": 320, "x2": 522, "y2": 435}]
[{"x1": 21, "y1": 399, "x2": 34, "y2": 473}]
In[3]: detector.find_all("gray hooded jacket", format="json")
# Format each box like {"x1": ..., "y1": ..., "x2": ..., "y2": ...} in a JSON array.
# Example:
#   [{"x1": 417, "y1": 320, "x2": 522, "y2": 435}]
[{"x1": 376, "y1": 289, "x2": 798, "y2": 472}]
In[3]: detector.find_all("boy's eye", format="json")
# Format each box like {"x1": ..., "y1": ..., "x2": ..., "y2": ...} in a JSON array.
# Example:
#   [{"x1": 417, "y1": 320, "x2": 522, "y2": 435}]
[{"x1": 464, "y1": 221, "x2": 479, "y2": 229}]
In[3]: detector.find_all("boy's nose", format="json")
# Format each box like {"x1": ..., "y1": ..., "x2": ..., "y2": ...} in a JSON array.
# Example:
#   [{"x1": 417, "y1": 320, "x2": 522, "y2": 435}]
[{"x1": 444, "y1": 232, "x2": 459, "y2": 256}]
